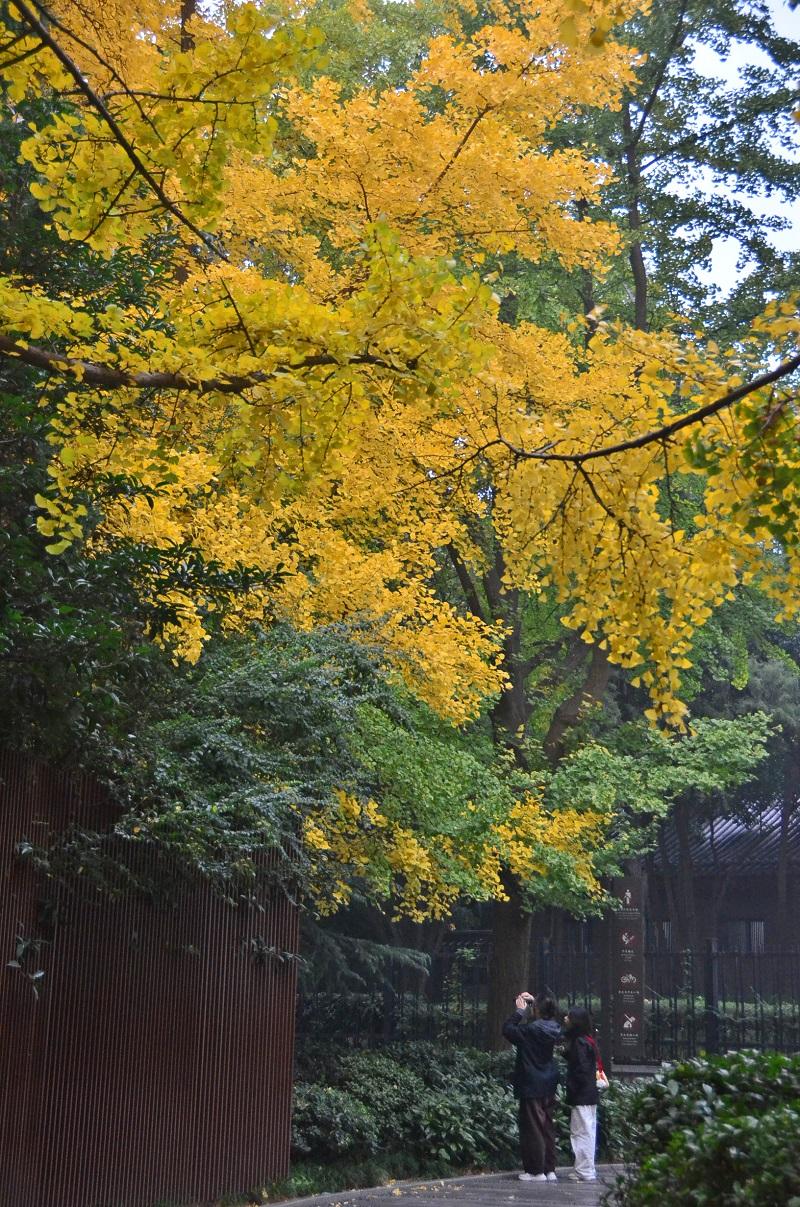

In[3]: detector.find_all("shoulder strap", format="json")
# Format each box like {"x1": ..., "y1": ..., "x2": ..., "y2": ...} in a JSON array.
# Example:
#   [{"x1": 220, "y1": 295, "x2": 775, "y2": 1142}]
[{"x1": 585, "y1": 1034, "x2": 606, "y2": 1076}]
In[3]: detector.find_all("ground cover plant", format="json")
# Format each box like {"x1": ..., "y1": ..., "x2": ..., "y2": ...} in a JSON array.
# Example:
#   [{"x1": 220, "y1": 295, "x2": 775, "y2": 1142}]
[
  {"x1": 251, "y1": 1041, "x2": 630, "y2": 1201},
  {"x1": 607, "y1": 1049, "x2": 800, "y2": 1206}
]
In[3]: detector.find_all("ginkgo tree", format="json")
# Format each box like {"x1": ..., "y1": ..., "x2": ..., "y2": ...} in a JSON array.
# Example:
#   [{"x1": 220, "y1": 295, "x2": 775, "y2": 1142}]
[{"x1": 0, "y1": 0, "x2": 798, "y2": 914}]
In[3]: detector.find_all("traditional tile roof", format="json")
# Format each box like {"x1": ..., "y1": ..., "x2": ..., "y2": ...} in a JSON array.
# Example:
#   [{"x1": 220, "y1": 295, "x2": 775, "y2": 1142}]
[{"x1": 653, "y1": 807, "x2": 800, "y2": 873}]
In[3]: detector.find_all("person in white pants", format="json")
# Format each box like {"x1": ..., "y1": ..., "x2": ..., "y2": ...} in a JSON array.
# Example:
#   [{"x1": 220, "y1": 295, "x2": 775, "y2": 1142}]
[
  {"x1": 562, "y1": 1007, "x2": 599, "y2": 1183},
  {"x1": 570, "y1": 1103, "x2": 597, "y2": 1181}
]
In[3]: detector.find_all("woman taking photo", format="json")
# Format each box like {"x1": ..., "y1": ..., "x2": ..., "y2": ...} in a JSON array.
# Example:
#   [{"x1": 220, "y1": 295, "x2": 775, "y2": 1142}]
[{"x1": 502, "y1": 991, "x2": 561, "y2": 1183}]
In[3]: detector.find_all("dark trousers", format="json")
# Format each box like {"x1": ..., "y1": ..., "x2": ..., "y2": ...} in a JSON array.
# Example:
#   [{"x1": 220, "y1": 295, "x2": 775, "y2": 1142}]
[{"x1": 518, "y1": 1096, "x2": 557, "y2": 1175}]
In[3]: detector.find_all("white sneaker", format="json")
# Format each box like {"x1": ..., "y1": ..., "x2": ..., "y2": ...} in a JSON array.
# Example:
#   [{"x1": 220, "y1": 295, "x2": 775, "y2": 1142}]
[
  {"x1": 519, "y1": 1173, "x2": 546, "y2": 1181},
  {"x1": 545, "y1": 1173, "x2": 558, "y2": 1182}
]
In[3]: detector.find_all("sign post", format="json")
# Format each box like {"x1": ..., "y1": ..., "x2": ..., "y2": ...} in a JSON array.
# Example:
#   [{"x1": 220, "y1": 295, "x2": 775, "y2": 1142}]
[{"x1": 613, "y1": 875, "x2": 645, "y2": 1062}]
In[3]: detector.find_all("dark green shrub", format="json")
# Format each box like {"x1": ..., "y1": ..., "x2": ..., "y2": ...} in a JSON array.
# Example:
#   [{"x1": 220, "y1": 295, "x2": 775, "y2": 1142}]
[
  {"x1": 596, "y1": 1077, "x2": 642, "y2": 1162},
  {"x1": 292, "y1": 1042, "x2": 520, "y2": 1171},
  {"x1": 608, "y1": 1050, "x2": 800, "y2": 1207},
  {"x1": 407, "y1": 1079, "x2": 518, "y2": 1166},
  {"x1": 313, "y1": 1048, "x2": 429, "y2": 1129},
  {"x1": 290, "y1": 1039, "x2": 634, "y2": 1187},
  {"x1": 384, "y1": 1040, "x2": 514, "y2": 1086},
  {"x1": 618, "y1": 1104, "x2": 800, "y2": 1206},
  {"x1": 291, "y1": 1085, "x2": 380, "y2": 1161}
]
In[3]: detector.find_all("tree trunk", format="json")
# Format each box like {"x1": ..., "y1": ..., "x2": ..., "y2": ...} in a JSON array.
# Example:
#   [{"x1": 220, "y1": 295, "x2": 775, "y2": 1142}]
[
  {"x1": 674, "y1": 799, "x2": 697, "y2": 951},
  {"x1": 542, "y1": 645, "x2": 611, "y2": 764},
  {"x1": 486, "y1": 874, "x2": 532, "y2": 1051},
  {"x1": 491, "y1": 658, "x2": 531, "y2": 763},
  {"x1": 445, "y1": 547, "x2": 611, "y2": 1047},
  {"x1": 485, "y1": 597, "x2": 533, "y2": 1047},
  {"x1": 622, "y1": 103, "x2": 649, "y2": 334},
  {"x1": 776, "y1": 788, "x2": 797, "y2": 950},
  {"x1": 575, "y1": 200, "x2": 599, "y2": 345},
  {"x1": 486, "y1": 641, "x2": 611, "y2": 1045},
  {"x1": 180, "y1": 0, "x2": 196, "y2": 50}
]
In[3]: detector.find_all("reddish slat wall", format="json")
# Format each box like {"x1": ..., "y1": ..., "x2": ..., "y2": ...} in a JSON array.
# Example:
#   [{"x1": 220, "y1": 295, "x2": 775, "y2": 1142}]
[{"x1": 0, "y1": 750, "x2": 299, "y2": 1207}]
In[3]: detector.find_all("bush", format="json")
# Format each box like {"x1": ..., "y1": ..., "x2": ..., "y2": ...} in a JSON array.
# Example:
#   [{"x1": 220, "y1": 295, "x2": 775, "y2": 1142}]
[
  {"x1": 596, "y1": 1077, "x2": 642, "y2": 1162},
  {"x1": 292, "y1": 1042, "x2": 520, "y2": 1170},
  {"x1": 288, "y1": 1039, "x2": 635, "y2": 1199},
  {"x1": 291, "y1": 1085, "x2": 380, "y2": 1161},
  {"x1": 608, "y1": 1050, "x2": 800, "y2": 1206},
  {"x1": 407, "y1": 1077, "x2": 518, "y2": 1167},
  {"x1": 310, "y1": 1048, "x2": 430, "y2": 1125},
  {"x1": 290, "y1": 1042, "x2": 637, "y2": 1173}
]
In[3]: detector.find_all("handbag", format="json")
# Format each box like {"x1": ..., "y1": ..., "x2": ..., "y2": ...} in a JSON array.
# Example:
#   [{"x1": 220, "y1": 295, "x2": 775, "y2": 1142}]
[{"x1": 587, "y1": 1035, "x2": 609, "y2": 1091}]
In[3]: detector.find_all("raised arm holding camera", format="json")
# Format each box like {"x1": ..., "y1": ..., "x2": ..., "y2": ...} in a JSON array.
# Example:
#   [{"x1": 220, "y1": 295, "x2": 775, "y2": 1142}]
[{"x1": 501, "y1": 991, "x2": 561, "y2": 1183}]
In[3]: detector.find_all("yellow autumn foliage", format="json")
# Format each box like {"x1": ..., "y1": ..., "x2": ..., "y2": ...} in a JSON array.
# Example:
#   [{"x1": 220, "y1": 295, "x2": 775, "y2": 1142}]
[
  {"x1": 303, "y1": 790, "x2": 606, "y2": 921},
  {"x1": 1, "y1": 0, "x2": 799, "y2": 911}
]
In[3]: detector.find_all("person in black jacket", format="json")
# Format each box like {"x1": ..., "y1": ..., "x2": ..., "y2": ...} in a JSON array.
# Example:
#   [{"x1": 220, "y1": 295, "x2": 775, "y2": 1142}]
[
  {"x1": 502, "y1": 991, "x2": 561, "y2": 1183},
  {"x1": 562, "y1": 1006, "x2": 599, "y2": 1183}
]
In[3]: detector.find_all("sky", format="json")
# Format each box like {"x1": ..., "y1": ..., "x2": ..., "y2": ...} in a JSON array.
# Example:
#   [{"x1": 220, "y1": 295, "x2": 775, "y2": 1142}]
[{"x1": 689, "y1": 0, "x2": 799, "y2": 295}]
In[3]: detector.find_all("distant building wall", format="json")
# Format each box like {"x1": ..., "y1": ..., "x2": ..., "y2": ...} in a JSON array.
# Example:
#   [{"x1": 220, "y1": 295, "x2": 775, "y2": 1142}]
[
  {"x1": 647, "y1": 872, "x2": 786, "y2": 950},
  {"x1": 0, "y1": 750, "x2": 299, "y2": 1207}
]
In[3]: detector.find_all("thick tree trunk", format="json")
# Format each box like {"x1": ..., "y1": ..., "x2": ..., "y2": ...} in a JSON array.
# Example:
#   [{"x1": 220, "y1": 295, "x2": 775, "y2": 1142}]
[
  {"x1": 446, "y1": 547, "x2": 611, "y2": 1048},
  {"x1": 485, "y1": 595, "x2": 533, "y2": 1047},
  {"x1": 180, "y1": 0, "x2": 196, "y2": 50},
  {"x1": 542, "y1": 645, "x2": 611, "y2": 764},
  {"x1": 486, "y1": 875, "x2": 532, "y2": 1051},
  {"x1": 491, "y1": 661, "x2": 531, "y2": 762},
  {"x1": 486, "y1": 642, "x2": 611, "y2": 1046}
]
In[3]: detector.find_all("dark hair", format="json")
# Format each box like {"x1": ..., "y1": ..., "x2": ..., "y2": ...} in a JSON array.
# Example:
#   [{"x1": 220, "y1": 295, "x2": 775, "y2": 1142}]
[
  {"x1": 564, "y1": 1006, "x2": 593, "y2": 1037},
  {"x1": 534, "y1": 992, "x2": 558, "y2": 1020}
]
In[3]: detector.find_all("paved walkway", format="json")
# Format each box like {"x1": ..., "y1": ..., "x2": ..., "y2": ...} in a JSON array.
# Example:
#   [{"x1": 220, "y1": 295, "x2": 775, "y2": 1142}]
[{"x1": 285, "y1": 1167, "x2": 621, "y2": 1207}]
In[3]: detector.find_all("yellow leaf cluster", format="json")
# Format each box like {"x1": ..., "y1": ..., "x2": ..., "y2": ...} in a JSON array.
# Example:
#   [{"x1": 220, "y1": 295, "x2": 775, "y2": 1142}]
[
  {"x1": 302, "y1": 789, "x2": 607, "y2": 919},
  {"x1": 1, "y1": 0, "x2": 797, "y2": 741}
]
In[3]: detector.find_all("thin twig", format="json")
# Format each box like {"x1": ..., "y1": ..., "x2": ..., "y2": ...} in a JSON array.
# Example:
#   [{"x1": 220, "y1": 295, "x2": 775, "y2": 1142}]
[{"x1": 13, "y1": 0, "x2": 227, "y2": 261}]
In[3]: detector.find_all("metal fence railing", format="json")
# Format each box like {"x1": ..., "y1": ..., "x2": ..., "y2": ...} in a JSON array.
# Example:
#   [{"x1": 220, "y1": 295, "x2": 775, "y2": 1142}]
[
  {"x1": 298, "y1": 939, "x2": 800, "y2": 1062},
  {"x1": 645, "y1": 948, "x2": 800, "y2": 1061}
]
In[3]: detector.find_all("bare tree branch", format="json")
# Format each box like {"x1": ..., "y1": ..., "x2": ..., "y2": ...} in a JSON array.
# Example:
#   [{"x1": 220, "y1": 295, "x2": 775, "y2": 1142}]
[
  {"x1": 0, "y1": 334, "x2": 412, "y2": 393},
  {"x1": 501, "y1": 352, "x2": 800, "y2": 464},
  {"x1": 446, "y1": 543, "x2": 487, "y2": 623}
]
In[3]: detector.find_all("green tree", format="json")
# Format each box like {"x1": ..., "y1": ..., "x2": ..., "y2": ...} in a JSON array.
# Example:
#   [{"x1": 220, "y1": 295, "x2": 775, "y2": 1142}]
[{"x1": 558, "y1": 0, "x2": 799, "y2": 335}]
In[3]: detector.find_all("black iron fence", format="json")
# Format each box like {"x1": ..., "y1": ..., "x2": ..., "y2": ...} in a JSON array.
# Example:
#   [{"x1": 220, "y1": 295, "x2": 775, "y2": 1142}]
[
  {"x1": 297, "y1": 938, "x2": 491, "y2": 1049},
  {"x1": 298, "y1": 938, "x2": 800, "y2": 1062},
  {"x1": 645, "y1": 947, "x2": 800, "y2": 1061}
]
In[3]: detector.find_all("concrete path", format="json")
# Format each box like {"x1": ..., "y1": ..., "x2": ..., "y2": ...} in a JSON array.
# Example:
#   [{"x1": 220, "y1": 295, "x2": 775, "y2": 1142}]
[{"x1": 283, "y1": 1166, "x2": 622, "y2": 1207}]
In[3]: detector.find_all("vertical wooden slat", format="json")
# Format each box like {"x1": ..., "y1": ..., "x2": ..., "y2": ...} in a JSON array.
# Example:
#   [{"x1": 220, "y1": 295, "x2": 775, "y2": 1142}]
[{"x1": 0, "y1": 749, "x2": 298, "y2": 1207}]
